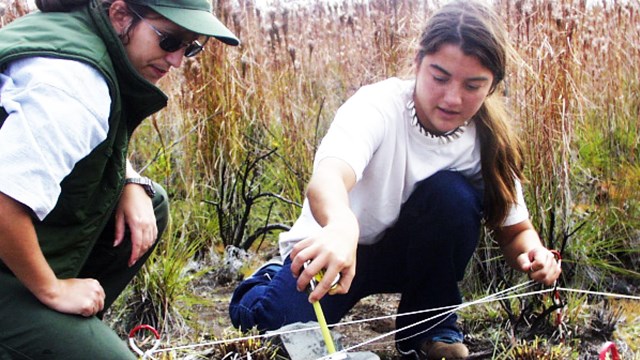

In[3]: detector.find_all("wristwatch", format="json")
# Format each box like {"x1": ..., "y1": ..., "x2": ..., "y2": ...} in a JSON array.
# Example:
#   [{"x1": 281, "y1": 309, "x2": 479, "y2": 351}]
[{"x1": 124, "y1": 177, "x2": 156, "y2": 198}]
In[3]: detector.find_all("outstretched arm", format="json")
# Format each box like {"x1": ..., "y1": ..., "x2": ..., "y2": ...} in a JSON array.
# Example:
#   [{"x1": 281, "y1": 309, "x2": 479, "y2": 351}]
[
  {"x1": 0, "y1": 191, "x2": 105, "y2": 316},
  {"x1": 495, "y1": 219, "x2": 561, "y2": 286},
  {"x1": 290, "y1": 157, "x2": 359, "y2": 302}
]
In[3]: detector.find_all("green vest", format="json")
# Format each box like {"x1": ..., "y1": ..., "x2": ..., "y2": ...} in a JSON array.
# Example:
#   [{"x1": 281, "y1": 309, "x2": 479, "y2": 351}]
[{"x1": 0, "y1": 0, "x2": 168, "y2": 277}]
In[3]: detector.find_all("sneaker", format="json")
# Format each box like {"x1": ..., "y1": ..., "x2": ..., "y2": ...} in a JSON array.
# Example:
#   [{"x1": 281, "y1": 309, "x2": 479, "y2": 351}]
[{"x1": 420, "y1": 340, "x2": 469, "y2": 359}]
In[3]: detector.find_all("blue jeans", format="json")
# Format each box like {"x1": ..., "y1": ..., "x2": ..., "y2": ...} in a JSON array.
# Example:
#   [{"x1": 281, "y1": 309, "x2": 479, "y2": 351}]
[{"x1": 229, "y1": 171, "x2": 482, "y2": 353}]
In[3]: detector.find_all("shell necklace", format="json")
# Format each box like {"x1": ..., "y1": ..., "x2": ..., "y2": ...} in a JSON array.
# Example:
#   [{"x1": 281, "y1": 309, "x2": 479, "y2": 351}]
[{"x1": 407, "y1": 99, "x2": 468, "y2": 144}]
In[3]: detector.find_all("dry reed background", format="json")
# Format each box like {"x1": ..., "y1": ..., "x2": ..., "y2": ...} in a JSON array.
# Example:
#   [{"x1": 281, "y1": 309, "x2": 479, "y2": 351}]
[
  {"x1": 130, "y1": 0, "x2": 640, "y2": 357},
  {"x1": 1, "y1": 0, "x2": 638, "y2": 358}
]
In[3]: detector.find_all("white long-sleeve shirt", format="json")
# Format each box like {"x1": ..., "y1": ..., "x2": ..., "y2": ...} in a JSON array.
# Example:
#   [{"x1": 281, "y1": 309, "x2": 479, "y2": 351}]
[{"x1": 0, "y1": 57, "x2": 111, "y2": 220}]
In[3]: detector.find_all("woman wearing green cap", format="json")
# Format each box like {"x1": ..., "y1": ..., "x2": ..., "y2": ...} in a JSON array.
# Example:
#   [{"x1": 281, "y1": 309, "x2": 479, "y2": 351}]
[{"x1": 0, "y1": 0, "x2": 237, "y2": 358}]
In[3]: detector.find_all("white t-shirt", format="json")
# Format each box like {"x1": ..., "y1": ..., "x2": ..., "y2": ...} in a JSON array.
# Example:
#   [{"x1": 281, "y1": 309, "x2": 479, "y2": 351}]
[
  {"x1": 279, "y1": 78, "x2": 529, "y2": 257},
  {"x1": 0, "y1": 57, "x2": 111, "y2": 220}
]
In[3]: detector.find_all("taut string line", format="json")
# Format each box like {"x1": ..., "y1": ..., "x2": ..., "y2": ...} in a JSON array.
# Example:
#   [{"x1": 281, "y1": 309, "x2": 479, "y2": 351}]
[{"x1": 140, "y1": 282, "x2": 639, "y2": 357}]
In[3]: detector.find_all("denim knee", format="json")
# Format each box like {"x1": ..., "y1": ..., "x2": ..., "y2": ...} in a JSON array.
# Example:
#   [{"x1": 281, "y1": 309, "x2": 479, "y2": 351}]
[
  {"x1": 229, "y1": 258, "x2": 319, "y2": 332},
  {"x1": 229, "y1": 275, "x2": 269, "y2": 331}
]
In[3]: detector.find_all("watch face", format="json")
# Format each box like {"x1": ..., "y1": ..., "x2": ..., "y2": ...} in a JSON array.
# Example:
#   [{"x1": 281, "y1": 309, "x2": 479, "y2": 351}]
[
  {"x1": 126, "y1": 178, "x2": 156, "y2": 197},
  {"x1": 143, "y1": 183, "x2": 156, "y2": 197}
]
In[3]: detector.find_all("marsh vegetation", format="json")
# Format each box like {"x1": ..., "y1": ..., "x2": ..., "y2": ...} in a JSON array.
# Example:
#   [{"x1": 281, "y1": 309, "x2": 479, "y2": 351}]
[{"x1": 2, "y1": 0, "x2": 638, "y2": 358}]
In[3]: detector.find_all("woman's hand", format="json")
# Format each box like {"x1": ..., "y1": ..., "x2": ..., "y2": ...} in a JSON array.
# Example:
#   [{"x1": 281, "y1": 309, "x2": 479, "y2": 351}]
[
  {"x1": 114, "y1": 183, "x2": 157, "y2": 267},
  {"x1": 516, "y1": 247, "x2": 562, "y2": 286},
  {"x1": 290, "y1": 157, "x2": 359, "y2": 303},
  {"x1": 38, "y1": 278, "x2": 106, "y2": 317},
  {"x1": 497, "y1": 220, "x2": 562, "y2": 286},
  {"x1": 0, "y1": 192, "x2": 106, "y2": 317},
  {"x1": 290, "y1": 218, "x2": 359, "y2": 303}
]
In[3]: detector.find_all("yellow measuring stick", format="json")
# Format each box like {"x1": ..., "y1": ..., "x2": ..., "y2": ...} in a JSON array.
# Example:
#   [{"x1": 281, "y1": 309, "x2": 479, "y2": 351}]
[
  {"x1": 305, "y1": 260, "x2": 341, "y2": 355},
  {"x1": 312, "y1": 300, "x2": 337, "y2": 354}
]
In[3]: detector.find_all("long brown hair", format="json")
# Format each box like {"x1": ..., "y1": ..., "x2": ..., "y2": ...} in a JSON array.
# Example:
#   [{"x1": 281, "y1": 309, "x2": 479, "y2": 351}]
[{"x1": 417, "y1": 0, "x2": 524, "y2": 229}]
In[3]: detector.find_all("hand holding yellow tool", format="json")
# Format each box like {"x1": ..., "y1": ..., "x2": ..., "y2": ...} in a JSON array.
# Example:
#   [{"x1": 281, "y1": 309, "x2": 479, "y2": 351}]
[{"x1": 305, "y1": 261, "x2": 341, "y2": 356}]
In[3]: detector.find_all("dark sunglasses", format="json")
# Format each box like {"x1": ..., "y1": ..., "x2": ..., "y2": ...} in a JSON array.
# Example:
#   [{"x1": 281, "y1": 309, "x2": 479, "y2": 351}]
[{"x1": 130, "y1": 8, "x2": 209, "y2": 58}]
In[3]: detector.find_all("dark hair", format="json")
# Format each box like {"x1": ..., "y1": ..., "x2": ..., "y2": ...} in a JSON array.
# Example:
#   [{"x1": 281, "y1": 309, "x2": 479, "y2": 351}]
[
  {"x1": 417, "y1": 0, "x2": 507, "y2": 93},
  {"x1": 35, "y1": 0, "x2": 88, "y2": 12},
  {"x1": 418, "y1": 0, "x2": 524, "y2": 228},
  {"x1": 35, "y1": 0, "x2": 152, "y2": 45},
  {"x1": 101, "y1": 0, "x2": 155, "y2": 44}
]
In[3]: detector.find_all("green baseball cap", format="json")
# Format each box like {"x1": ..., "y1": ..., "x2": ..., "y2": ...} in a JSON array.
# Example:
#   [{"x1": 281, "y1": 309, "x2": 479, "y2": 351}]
[{"x1": 131, "y1": 0, "x2": 239, "y2": 46}]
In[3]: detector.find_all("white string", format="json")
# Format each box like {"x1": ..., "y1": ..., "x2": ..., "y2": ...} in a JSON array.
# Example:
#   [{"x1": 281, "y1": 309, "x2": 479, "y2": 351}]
[
  {"x1": 331, "y1": 286, "x2": 640, "y2": 357},
  {"x1": 148, "y1": 281, "x2": 536, "y2": 355},
  {"x1": 330, "y1": 280, "x2": 538, "y2": 331},
  {"x1": 556, "y1": 287, "x2": 640, "y2": 301},
  {"x1": 149, "y1": 326, "x2": 314, "y2": 354},
  {"x1": 147, "y1": 282, "x2": 637, "y2": 356},
  {"x1": 150, "y1": 281, "x2": 540, "y2": 355},
  {"x1": 319, "y1": 284, "x2": 554, "y2": 359}
]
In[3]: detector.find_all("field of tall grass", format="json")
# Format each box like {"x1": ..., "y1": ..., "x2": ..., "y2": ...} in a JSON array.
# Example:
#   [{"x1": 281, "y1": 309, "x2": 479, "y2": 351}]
[{"x1": 1, "y1": 0, "x2": 638, "y2": 358}]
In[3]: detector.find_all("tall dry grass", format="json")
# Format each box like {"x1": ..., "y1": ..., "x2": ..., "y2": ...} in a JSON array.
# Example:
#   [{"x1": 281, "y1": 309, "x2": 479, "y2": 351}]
[
  {"x1": 132, "y1": 0, "x2": 639, "y2": 353},
  {"x1": 1, "y1": 0, "x2": 638, "y2": 355},
  {"x1": 125, "y1": 0, "x2": 640, "y2": 340}
]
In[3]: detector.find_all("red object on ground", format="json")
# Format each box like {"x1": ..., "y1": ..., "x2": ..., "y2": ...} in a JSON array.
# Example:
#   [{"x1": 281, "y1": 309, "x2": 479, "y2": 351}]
[
  {"x1": 128, "y1": 324, "x2": 160, "y2": 339},
  {"x1": 128, "y1": 324, "x2": 161, "y2": 358},
  {"x1": 599, "y1": 341, "x2": 620, "y2": 360}
]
